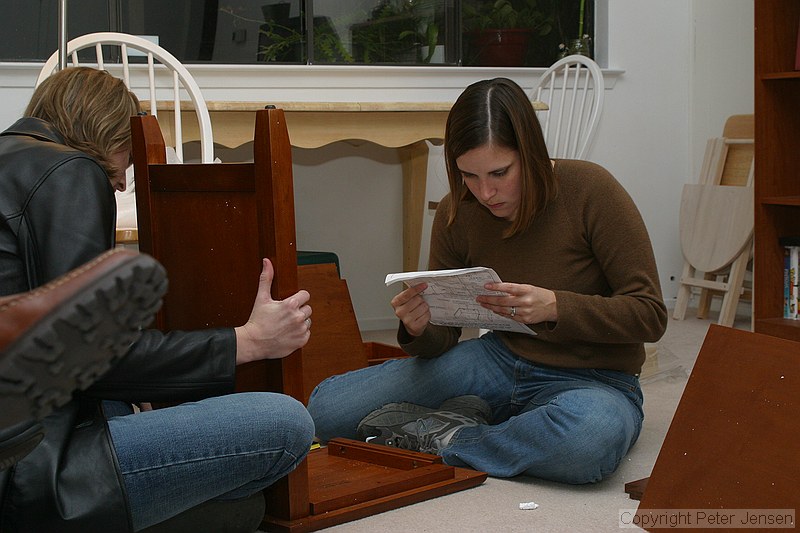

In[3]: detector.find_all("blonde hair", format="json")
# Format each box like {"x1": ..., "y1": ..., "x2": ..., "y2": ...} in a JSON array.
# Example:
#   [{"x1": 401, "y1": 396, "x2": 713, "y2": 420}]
[
  {"x1": 444, "y1": 78, "x2": 556, "y2": 238},
  {"x1": 25, "y1": 67, "x2": 141, "y2": 177}
]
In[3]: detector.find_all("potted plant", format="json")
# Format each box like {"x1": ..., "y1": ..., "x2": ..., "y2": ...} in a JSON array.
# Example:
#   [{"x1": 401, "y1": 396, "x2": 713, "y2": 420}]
[
  {"x1": 557, "y1": 0, "x2": 592, "y2": 59},
  {"x1": 220, "y1": 4, "x2": 353, "y2": 63},
  {"x1": 352, "y1": 0, "x2": 442, "y2": 64},
  {"x1": 405, "y1": 19, "x2": 441, "y2": 63},
  {"x1": 463, "y1": 0, "x2": 554, "y2": 67}
]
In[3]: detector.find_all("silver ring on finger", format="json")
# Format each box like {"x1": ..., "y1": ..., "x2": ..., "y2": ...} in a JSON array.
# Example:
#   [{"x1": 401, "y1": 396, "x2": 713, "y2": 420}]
[
  {"x1": 510, "y1": 306, "x2": 516, "y2": 318},
  {"x1": 305, "y1": 318, "x2": 312, "y2": 328}
]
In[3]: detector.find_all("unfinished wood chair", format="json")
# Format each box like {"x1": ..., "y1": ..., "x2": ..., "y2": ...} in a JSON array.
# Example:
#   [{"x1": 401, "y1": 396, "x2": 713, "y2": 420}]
[
  {"x1": 673, "y1": 114, "x2": 754, "y2": 328},
  {"x1": 694, "y1": 115, "x2": 755, "y2": 319},
  {"x1": 130, "y1": 108, "x2": 485, "y2": 531}
]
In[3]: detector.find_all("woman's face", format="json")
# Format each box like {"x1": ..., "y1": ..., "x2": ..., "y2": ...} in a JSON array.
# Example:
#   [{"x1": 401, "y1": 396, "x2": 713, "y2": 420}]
[
  {"x1": 108, "y1": 148, "x2": 131, "y2": 192},
  {"x1": 456, "y1": 143, "x2": 522, "y2": 221}
]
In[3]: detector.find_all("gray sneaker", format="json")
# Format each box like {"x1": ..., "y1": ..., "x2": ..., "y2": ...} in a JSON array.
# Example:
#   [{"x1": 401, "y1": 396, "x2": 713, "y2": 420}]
[
  {"x1": 357, "y1": 395, "x2": 491, "y2": 455},
  {"x1": 439, "y1": 396, "x2": 492, "y2": 424}
]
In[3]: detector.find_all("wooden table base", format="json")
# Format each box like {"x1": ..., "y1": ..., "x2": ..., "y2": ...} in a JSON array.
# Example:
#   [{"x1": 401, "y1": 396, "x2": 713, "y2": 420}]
[{"x1": 262, "y1": 439, "x2": 487, "y2": 532}]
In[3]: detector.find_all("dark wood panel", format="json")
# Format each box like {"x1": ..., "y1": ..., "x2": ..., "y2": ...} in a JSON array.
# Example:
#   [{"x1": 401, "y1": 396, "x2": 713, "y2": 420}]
[{"x1": 636, "y1": 325, "x2": 800, "y2": 526}]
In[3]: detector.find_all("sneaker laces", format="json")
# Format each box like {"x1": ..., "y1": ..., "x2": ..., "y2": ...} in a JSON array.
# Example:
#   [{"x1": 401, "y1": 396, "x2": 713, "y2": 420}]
[
  {"x1": 414, "y1": 418, "x2": 440, "y2": 453},
  {"x1": 366, "y1": 427, "x2": 420, "y2": 451},
  {"x1": 413, "y1": 413, "x2": 476, "y2": 454},
  {"x1": 387, "y1": 433, "x2": 419, "y2": 450}
]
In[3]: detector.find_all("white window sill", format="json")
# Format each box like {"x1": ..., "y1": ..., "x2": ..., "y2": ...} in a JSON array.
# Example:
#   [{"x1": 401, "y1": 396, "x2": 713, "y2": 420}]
[{"x1": 1, "y1": 63, "x2": 622, "y2": 104}]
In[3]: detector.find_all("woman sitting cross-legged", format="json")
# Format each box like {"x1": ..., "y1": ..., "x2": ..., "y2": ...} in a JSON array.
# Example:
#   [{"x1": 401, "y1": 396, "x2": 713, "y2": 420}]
[{"x1": 308, "y1": 77, "x2": 667, "y2": 485}]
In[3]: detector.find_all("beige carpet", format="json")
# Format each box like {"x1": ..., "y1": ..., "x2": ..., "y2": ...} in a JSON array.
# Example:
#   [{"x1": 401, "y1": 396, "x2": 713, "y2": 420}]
[{"x1": 294, "y1": 311, "x2": 751, "y2": 533}]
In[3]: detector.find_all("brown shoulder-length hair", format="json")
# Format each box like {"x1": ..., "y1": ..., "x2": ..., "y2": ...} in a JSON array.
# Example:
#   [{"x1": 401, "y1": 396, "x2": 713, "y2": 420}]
[
  {"x1": 25, "y1": 67, "x2": 141, "y2": 177},
  {"x1": 444, "y1": 77, "x2": 556, "y2": 238}
]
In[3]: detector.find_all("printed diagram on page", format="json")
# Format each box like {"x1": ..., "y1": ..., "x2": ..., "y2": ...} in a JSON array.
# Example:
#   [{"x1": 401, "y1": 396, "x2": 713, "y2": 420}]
[{"x1": 385, "y1": 267, "x2": 536, "y2": 335}]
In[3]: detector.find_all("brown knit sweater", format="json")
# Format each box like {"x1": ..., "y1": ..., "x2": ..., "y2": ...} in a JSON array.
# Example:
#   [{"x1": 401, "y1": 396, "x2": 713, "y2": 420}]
[{"x1": 399, "y1": 159, "x2": 667, "y2": 375}]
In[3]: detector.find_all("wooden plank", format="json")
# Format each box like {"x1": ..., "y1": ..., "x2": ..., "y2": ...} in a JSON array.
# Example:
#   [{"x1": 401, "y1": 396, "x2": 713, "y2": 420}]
[
  {"x1": 296, "y1": 264, "x2": 368, "y2": 405},
  {"x1": 636, "y1": 325, "x2": 800, "y2": 527},
  {"x1": 310, "y1": 461, "x2": 453, "y2": 514},
  {"x1": 325, "y1": 438, "x2": 442, "y2": 468}
]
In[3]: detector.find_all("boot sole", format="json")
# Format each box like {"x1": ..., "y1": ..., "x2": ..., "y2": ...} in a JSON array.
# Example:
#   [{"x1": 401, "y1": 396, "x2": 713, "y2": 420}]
[{"x1": 0, "y1": 255, "x2": 167, "y2": 428}]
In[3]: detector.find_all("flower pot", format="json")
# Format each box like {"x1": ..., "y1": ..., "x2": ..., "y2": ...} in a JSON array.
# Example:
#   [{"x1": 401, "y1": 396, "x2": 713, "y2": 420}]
[
  {"x1": 421, "y1": 44, "x2": 445, "y2": 64},
  {"x1": 562, "y1": 37, "x2": 592, "y2": 59},
  {"x1": 466, "y1": 28, "x2": 533, "y2": 67}
]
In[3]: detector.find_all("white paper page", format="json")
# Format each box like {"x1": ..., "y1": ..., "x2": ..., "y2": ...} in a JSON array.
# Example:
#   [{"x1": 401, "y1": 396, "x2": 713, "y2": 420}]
[{"x1": 385, "y1": 267, "x2": 536, "y2": 335}]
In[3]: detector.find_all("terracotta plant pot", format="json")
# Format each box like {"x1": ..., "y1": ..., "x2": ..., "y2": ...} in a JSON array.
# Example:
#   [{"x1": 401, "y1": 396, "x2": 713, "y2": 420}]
[{"x1": 466, "y1": 28, "x2": 533, "y2": 67}]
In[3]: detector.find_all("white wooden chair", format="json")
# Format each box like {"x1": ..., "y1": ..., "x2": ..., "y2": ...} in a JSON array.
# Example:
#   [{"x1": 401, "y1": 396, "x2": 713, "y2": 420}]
[
  {"x1": 36, "y1": 32, "x2": 214, "y2": 244},
  {"x1": 531, "y1": 54, "x2": 605, "y2": 159}
]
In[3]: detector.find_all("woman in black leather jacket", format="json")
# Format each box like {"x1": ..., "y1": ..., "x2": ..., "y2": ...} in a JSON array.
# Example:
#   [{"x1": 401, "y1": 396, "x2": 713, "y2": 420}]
[{"x1": 0, "y1": 67, "x2": 315, "y2": 532}]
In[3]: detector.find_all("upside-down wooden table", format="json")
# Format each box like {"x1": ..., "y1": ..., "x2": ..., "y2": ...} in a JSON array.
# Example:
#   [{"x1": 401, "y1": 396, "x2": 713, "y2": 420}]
[{"x1": 131, "y1": 108, "x2": 489, "y2": 532}]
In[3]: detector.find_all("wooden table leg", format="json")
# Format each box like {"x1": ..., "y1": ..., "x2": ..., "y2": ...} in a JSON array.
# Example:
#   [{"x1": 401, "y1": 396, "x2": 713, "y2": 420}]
[{"x1": 400, "y1": 140, "x2": 430, "y2": 272}]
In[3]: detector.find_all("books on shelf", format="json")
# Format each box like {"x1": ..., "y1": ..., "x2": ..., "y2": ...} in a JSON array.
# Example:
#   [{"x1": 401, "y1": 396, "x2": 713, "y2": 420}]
[{"x1": 780, "y1": 237, "x2": 800, "y2": 319}]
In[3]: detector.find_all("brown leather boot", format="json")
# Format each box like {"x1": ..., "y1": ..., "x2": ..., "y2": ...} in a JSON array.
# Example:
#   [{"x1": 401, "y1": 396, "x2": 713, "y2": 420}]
[{"x1": 0, "y1": 249, "x2": 167, "y2": 469}]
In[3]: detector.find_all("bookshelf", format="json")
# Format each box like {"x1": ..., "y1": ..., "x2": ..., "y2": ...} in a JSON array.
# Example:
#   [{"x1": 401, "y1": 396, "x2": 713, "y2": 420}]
[{"x1": 754, "y1": 1, "x2": 800, "y2": 341}]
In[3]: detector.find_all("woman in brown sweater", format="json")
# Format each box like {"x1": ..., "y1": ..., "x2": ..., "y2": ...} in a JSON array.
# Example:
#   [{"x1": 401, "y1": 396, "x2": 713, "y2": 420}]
[{"x1": 308, "y1": 78, "x2": 667, "y2": 483}]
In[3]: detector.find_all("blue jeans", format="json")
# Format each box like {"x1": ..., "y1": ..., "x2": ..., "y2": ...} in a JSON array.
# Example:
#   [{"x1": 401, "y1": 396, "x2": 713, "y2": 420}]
[
  {"x1": 308, "y1": 333, "x2": 643, "y2": 484},
  {"x1": 105, "y1": 392, "x2": 314, "y2": 531}
]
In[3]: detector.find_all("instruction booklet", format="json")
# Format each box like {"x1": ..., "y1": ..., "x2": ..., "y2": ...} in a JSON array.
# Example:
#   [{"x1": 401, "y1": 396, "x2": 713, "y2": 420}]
[{"x1": 384, "y1": 267, "x2": 536, "y2": 336}]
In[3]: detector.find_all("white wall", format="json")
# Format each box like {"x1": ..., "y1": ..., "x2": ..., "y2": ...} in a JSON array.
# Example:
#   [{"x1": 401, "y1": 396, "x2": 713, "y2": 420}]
[
  {"x1": 593, "y1": 0, "x2": 693, "y2": 317},
  {"x1": 578, "y1": 0, "x2": 753, "y2": 318},
  {"x1": 689, "y1": 0, "x2": 754, "y2": 177},
  {"x1": 0, "y1": 0, "x2": 754, "y2": 330}
]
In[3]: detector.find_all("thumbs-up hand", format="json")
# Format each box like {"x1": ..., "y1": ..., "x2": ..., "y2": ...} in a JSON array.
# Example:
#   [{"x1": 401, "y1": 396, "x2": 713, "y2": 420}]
[{"x1": 234, "y1": 258, "x2": 312, "y2": 364}]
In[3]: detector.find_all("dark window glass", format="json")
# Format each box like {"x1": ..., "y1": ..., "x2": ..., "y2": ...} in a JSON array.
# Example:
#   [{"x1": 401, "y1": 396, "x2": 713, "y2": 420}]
[
  {"x1": 0, "y1": 0, "x2": 594, "y2": 67},
  {"x1": 120, "y1": 1, "x2": 224, "y2": 62},
  {"x1": 216, "y1": 1, "x2": 307, "y2": 64},
  {"x1": 0, "y1": 0, "x2": 110, "y2": 61}
]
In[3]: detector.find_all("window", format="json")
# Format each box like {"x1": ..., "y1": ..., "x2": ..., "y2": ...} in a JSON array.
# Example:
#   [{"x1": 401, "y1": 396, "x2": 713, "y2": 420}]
[{"x1": 1, "y1": 0, "x2": 596, "y2": 67}]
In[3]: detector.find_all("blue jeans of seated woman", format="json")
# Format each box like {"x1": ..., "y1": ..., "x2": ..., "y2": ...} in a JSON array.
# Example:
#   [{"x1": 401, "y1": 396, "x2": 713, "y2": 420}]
[
  {"x1": 105, "y1": 392, "x2": 314, "y2": 531},
  {"x1": 308, "y1": 333, "x2": 643, "y2": 484}
]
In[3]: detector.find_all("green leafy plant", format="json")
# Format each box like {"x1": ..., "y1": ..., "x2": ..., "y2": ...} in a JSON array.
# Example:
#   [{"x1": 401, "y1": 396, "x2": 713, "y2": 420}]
[
  {"x1": 399, "y1": 0, "x2": 443, "y2": 63},
  {"x1": 219, "y1": 5, "x2": 354, "y2": 63},
  {"x1": 419, "y1": 21, "x2": 440, "y2": 62},
  {"x1": 352, "y1": 0, "x2": 442, "y2": 63},
  {"x1": 463, "y1": 0, "x2": 554, "y2": 35},
  {"x1": 256, "y1": 18, "x2": 304, "y2": 62},
  {"x1": 352, "y1": 1, "x2": 416, "y2": 63},
  {"x1": 557, "y1": 0, "x2": 592, "y2": 59}
]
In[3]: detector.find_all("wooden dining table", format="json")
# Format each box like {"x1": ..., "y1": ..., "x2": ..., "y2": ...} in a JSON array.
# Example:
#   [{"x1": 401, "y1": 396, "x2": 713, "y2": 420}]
[{"x1": 146, "y1": 99, "x2": 547, "y2": 271}]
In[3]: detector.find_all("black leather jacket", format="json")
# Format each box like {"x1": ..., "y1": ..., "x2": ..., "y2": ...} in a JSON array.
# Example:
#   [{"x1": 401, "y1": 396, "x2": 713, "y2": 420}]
[{"x1": 0, "y1": 118, "x2": 237, "y2": 532}]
